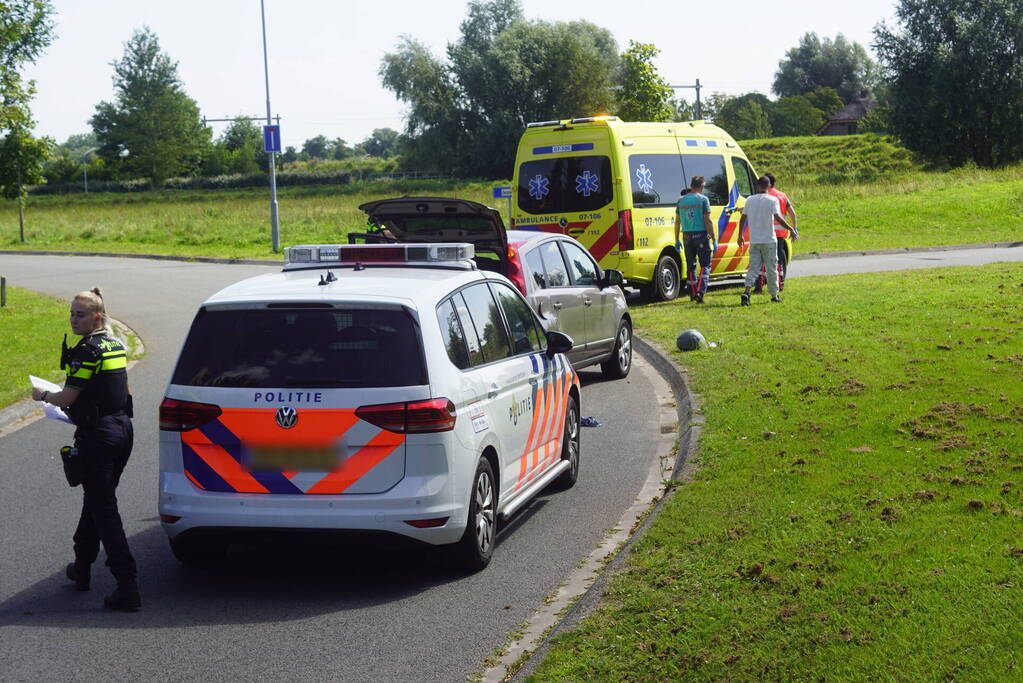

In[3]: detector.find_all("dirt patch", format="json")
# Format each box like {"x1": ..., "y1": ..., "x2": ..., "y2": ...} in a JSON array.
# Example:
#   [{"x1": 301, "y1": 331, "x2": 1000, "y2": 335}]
[{"x1": 848, "y1": 446, "x2": 874, "y2": 453}]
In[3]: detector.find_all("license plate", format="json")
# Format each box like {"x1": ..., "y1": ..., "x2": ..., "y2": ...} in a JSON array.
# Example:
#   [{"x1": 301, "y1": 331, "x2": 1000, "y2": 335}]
[{"x1": 247, "y1": 445, "x2": 342, "y2": 472}]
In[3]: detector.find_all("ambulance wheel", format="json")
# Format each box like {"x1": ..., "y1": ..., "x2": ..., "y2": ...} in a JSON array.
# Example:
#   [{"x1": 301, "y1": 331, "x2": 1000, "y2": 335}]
[
  {"x1": 601, "y1": 318, "x2": 632, "y2": 379},
  {"x1": 652, "y1": 254, "x2": 681, "y2": 301},
  {"x1": 448, "y1": 457, "x2": 496, "y2": 571},
  {"x1": 169, "y1": 535, "x2": 227, "y2": 565},
  {"x1": 552, "y1": 394, "x2": 580, "y2": 490}
]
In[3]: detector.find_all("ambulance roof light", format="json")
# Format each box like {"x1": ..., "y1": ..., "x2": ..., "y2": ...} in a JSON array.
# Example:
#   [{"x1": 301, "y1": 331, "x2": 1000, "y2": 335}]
[
  {"x1": 569, "y1": 115, "x2": 619, "y2": 124},
  {"x1": 283, "y1": 243, "x2": 476, "y2": 270},
  {"x1": 526, "y1": 120, "x2": 560, "y2": 128}
]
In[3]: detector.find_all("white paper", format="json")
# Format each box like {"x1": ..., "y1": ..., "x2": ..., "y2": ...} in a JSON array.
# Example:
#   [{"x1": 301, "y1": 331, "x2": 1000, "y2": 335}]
[{"x1": 29, "y1": 375, "x2": 74, "y2": 425}]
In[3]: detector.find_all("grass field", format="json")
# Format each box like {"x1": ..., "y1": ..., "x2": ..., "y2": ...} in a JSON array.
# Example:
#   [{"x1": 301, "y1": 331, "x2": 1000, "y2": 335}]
[
  {"x1": 526, "y1": 263, "x2": 1023, "y2": 681},
  {"x1": 0, "y1": 287, "x2": 143, "y2": 409},
  {"x1": 2, "y1": 136, "x2": 1021, "y2": 259}
]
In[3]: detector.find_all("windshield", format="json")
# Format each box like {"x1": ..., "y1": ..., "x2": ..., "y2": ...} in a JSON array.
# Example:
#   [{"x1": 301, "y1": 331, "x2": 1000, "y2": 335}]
[
  {"x1": 517, "y1": 155, "x2": 612, "y2": 214},
  {"x1": 172, "y1": 307, "x2": 427, "y2": 388}
]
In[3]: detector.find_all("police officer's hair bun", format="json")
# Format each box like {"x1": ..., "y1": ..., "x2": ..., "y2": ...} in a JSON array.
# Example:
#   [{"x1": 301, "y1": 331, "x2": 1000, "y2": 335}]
[{"x1": 91, "y1": 287, "x2": 103, "y2": 299}]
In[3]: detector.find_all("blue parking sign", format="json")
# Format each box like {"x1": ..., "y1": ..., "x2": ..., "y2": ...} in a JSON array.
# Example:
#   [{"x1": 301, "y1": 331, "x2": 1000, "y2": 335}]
[
  {"x1": 492, "y1": 185, "x2": 512, "y2": 199},
  {"x1": 263, "y1": 125, "x2": 281, "y2": 153}
]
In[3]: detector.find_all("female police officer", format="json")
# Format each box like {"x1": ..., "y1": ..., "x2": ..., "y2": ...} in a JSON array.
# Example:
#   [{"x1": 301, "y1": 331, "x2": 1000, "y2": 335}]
[{"x1": 31, "y1": 288, "x2": 140, "y2": 612}]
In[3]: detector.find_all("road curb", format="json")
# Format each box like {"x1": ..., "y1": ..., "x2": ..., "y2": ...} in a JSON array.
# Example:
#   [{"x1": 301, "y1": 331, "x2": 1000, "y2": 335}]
[
  {"x1": 492, "y1": 337, "x2": 704, "y2": 682},
  {"x1": 0, "y1": 249, "x2": 280, "y2": 266},
  {"x1": 792, "y1": 240, "x2": 1022, "y2": 260}
]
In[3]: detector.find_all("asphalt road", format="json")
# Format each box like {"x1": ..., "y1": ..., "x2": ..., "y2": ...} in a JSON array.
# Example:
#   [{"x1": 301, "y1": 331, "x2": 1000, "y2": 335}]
[{"x1": 0, "y1": 255, "x2": 665, "y2": 682}]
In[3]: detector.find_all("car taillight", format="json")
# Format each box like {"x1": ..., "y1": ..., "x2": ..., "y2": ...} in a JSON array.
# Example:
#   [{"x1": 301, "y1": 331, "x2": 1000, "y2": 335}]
[
  {"x1": 356, "y1": 398, "x2": 456, "y2": 433},
  {"x1": 506, "y1": 245, "x2": 528, "y2": 295},
  {"x1": 617, "y1": 209, "x2": 634, "y2": 251},
  {"x1": 159, "y1": 397, "x2": 222, "y2": 431}
]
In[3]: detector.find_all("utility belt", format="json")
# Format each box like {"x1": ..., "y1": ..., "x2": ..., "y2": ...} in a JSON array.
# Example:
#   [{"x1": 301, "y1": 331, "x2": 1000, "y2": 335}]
[{"x1": 68, "y1": 395, "x2": 134, "y2": 428}]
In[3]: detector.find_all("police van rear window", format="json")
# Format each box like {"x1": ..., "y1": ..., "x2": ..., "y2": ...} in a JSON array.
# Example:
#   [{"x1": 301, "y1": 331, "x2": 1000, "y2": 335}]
[
  {"x1": 171, "y1": 307, "x2": 427, "y2": 388},
  {"x1": 517, "y1": 156, "x2": 612, "y2": 214}
]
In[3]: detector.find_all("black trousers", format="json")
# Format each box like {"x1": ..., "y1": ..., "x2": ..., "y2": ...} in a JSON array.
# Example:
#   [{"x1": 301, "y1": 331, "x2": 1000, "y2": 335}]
[{"x1": 73, "y1": 415, "x2": 136, "y2": 582}]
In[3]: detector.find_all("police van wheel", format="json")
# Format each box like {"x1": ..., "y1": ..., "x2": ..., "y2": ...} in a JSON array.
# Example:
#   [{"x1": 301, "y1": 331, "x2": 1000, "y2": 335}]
[
  {"x1": 552, "y1": 395, "x2": 580, "y2": 490},
  {"x1": 653, "y1": 254, "x2": 681, "y2": 301},
  {"x1": 601, "y1": 319, "x2": 632, "y2": 379},
  {"x1": 448, "y1": 458, "x2": 496, "y2": 571},
  {"x1": 169, "y1": 535, "x2": 227, "y2": 565}
]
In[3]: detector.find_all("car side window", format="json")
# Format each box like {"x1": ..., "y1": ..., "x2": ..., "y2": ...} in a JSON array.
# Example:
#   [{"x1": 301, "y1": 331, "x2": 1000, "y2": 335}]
[
  {"x1": 524, "y1": 248, "x2": 547, "y2": 289},
  {"x1": 490, "y1": 283, "x2": 543, "y2": 355},
  {"x1": 538, "y1": 241, "x2": 569, "y2": 288},
  {"x1": 452, "y1": 293, "x2": 485, "y2": 367},
  {"x1": 731, "y1": 156, "x2": 755, "y2": 197},
  {"x1": 437, "y1": 299, "x2": 470, "y2": 370},
  {"x1": 561, "y1": 241, "x2": 598, "y2": 286},
  {"x1": 460, "y1": 283, "x2": 513, "y2": 363}
]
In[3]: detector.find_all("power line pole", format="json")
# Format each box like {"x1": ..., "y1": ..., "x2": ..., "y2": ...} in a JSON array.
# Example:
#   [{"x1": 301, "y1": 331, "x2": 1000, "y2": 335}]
[
  {"x1": 260, "y1": 0, "x2": 280, "y2": 253},
  {"x1": 670, "y1": 79, "x2": 703, "y2": 120}
]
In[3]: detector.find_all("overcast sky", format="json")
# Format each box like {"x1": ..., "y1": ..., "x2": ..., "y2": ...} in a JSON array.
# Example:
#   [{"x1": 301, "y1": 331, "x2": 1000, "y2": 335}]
[{"x1": 23, "y1": 0, "x2": 898, "y2": 149}]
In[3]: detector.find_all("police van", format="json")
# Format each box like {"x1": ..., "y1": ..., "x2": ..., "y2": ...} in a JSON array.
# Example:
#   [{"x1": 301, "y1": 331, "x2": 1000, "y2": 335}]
[
  {"x1": 511, "y1": 116, "x2": 795, "y2": 300},
  {"x1": 158, "y1": 243, "x2": 580, "y2": 571}
]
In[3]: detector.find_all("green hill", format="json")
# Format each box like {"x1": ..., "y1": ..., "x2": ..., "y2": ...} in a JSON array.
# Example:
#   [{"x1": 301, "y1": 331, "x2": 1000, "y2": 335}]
[{"x1": 741, "y1": 133, "x2": 923, "y2": 185}]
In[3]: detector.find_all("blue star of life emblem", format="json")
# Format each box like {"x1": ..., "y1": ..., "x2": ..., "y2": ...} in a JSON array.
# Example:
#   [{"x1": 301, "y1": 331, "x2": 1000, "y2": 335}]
[
  {"x1": 635, "y1": 164, "x2": 654, "y2": 194},
  {"x1": 575, "y1": 170, "x2": 599, "y2": 197},
  {"x1": 528, "y1": 174, "x2": 550, "y2": 200}
]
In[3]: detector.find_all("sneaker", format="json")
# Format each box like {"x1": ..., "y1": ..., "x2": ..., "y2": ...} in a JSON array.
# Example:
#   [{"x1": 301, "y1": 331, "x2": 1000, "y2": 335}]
[
  {"x1": 740, "y1": 292, "x2": 750, "y2": 306},
  {"x1": 104, "y1": 580, "x2": 141, "y2": 612},
  {"x1": 696, "y1": 292, "x2": 704, "y2": 304},
  {"x1": 66, "y1": 562, "x2": 90, "y2": 591},
  {"x1": 771, "y1": 295, "x2": 782, "y2": 303}
]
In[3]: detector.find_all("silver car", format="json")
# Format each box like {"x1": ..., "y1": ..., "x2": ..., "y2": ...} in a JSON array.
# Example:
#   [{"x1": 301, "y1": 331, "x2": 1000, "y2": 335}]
[{"x1": 357, "y1": 197, "x2": 632, "y2": 380}]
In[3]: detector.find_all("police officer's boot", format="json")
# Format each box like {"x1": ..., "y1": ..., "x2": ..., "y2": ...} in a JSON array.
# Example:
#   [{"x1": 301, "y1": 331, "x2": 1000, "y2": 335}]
[
  {"x1": 103, "y1": 579, "x2": 141, "y2": 612},
  {"x1": 65, "y1": 562, "x2": 90, "y2": 591}
]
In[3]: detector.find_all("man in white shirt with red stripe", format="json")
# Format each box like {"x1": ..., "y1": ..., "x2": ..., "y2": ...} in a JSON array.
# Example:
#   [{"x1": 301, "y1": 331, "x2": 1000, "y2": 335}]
[{"x1": 738, "y1": 176, "x2": 795, "y2": 305}]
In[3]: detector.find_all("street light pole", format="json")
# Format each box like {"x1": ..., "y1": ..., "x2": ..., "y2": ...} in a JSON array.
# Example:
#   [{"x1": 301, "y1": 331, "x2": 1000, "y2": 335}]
[
  {"x1": 82, "y1": 147, "x2": 97, "y2": 193},
  {"x1": 260, "y1": 0, "x2": 280, "y2": 253},
  {"x1": 670, "y1": 79, "x2": 703, "y2": 120}
]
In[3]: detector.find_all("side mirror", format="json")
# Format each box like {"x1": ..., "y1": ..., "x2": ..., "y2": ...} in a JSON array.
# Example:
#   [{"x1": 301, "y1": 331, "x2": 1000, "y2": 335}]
[
  {"x1": 545, "y1": 330, "x2": 574, "y2": 358},
  {"x1": 601, "y1": 268, "x2": 625, "y2": 289}
]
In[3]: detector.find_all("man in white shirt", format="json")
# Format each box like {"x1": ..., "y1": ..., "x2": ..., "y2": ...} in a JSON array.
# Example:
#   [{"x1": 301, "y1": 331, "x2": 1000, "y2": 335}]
[{"x1": 738, "y1": 176, "x2": 795, "y2": 305}]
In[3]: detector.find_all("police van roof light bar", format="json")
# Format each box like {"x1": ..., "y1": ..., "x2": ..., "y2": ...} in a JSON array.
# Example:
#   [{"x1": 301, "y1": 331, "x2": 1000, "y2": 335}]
[{"x1": 283, "y1": 243, "x2": 476, "y2": 270}]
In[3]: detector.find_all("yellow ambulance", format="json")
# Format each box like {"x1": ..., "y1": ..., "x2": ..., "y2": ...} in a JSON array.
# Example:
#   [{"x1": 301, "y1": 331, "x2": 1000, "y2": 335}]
[{"x1": 510, "y1": 116, "x2": 794, "y2": 300}]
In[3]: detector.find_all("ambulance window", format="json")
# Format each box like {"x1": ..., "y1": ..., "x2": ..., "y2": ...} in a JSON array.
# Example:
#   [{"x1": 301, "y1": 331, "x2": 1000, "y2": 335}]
[
  {"x1": 538, "y1": 241, "x2": 570, "y2": 288},
  {"x1": 517, "y1": 155, "x2": 612, "y2": 214},
  {"x1": 681, "y1": 154, "x2": 728, "y2": 205},
  {"x1": 171, "y1": 307, "x2": 427, "y2": 388},
  {"x1": 460, "y1": 283, "x2": 514, "y2": 363},
  {"x1": 731, "y1": 157, "x2": 755, "y2": 197},
  {"x1": 491, "y1": 283, "x2": 543, "y2": 355},
  {"x1": 628, "y1": 154, "x2": 685, "y2": 206},
  {"x1": 437, "y1": 299, "x2": 470, "y2": 370}
]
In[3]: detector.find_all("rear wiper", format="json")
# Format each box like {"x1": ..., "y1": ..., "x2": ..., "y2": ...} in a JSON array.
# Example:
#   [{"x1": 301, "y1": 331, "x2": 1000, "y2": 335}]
[{"x1": 284, "y1": 378, "x2": 362, "y2": 387}]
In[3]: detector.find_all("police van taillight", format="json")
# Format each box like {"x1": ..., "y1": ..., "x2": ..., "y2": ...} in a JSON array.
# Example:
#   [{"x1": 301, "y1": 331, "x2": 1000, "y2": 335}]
[
  {"x1": 356, "y1": 398, "x2": 456, "y2": 433},
  {"x1": 617, "y1": 209, "x2": 634, "y2": 251},
  {"x1": 159, "y1": 397, "x2": 222, "y2": 431}
]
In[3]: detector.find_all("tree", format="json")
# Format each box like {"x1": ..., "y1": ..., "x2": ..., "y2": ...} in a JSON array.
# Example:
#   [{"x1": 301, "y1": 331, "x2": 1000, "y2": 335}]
[
  {"x1": 715, "y1": 93, "x2": 773, "y2": 139},
  {"x1": 301, "y1": 134, "x2": 330, "y2": 159},
  {"x1": 802, "y1": 87, "x2": 844, "y2": 119},
  {"x1": 361, "y1": 128, "x2": 399, "y2": 158},
  {"x1": 617, "y1": 41, "x2": 673, "y2": 122},
  {"x1": 381, "y1": 0, "x2": 619, "y2": 177},
  {"x1": 90, "y1": 27, "x2": 210, "y2": 183},
  {"x1": 218, "y1": 116, "x2": 262, "y2": 174},
  {"x1": 769, "y1": 95, "x2": 825, "y2": 136},
  {"x1": 874, "y1": 0, "x2": 1023, "y2": 167},
  {"x1": 773, "y1": 33, "x2": 878, "y2": 102}
]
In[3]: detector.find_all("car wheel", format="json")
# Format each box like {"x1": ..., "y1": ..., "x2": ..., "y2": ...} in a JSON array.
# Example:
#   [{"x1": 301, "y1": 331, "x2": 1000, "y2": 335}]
[
  {"x1": 600, "y1": 319, "x2": 632, "y2": 379},
  {"x1": 552, "y1": 394, "x2": 580, "y2": 490},
  {"x1": 653, "y1": 254, "x2": 681, "y2": 301},
  {"x1": 169, "y1": 535, "x2": 227, "y2": 565},
  {"x1": 448, "y1": 458, "x2": 497, "y2": 571}
]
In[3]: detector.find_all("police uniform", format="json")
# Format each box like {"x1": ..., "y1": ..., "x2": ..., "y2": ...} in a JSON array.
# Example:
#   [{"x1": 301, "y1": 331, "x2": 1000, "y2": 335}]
[{"x1": 63, "y1": 331, "x2": 138, "y2": 598}]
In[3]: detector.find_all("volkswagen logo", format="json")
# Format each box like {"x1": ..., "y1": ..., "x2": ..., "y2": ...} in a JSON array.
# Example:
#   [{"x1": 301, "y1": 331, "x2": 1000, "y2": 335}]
[{"x1": 275, "y1": 406, "x2": 298, "y2": 429}]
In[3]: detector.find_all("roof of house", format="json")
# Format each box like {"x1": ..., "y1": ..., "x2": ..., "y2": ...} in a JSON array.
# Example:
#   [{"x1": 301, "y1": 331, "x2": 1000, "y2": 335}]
[{"x1": 827, "y1": 98, "x2": 873, "y2": 122}]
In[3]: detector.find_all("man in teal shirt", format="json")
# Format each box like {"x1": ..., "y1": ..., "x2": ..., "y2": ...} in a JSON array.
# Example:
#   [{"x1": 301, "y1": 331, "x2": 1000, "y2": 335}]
[{"x1": 673, "y1": 175, "x2": 716, "y2": 303}]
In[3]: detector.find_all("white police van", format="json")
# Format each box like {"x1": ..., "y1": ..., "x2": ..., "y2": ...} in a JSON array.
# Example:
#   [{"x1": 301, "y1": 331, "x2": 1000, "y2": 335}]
[{"x1": 158, "y1": 243, "x2": 580, "y2": 570}]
